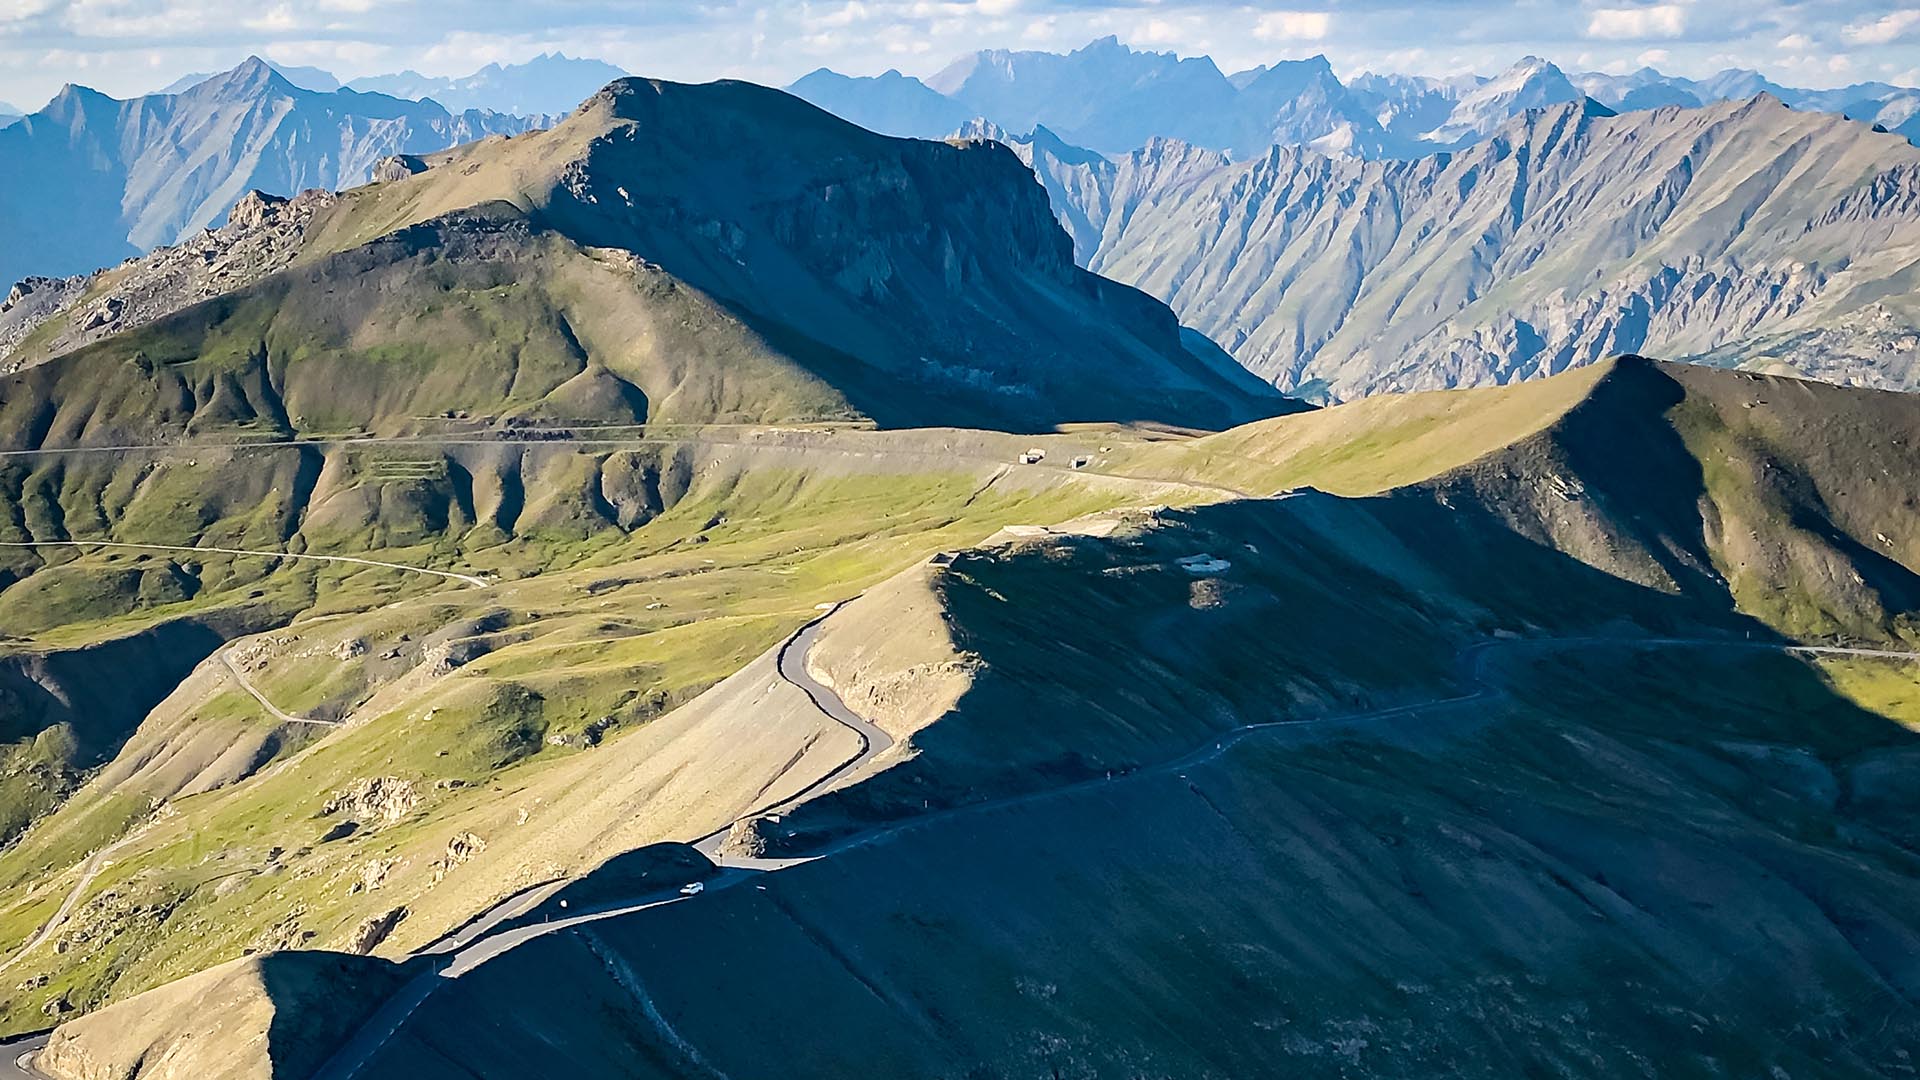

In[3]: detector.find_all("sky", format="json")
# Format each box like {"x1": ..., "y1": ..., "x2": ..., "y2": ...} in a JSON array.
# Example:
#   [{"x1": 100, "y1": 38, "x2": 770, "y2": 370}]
[{"x1": 1, "y1": 0, "x2": 1918, "y2": 110}]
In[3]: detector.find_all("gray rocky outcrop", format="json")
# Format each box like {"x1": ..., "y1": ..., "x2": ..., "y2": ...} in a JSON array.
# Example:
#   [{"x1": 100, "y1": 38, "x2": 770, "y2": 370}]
[
  {"x1": 0, "y1": 188, "x2": 336, "y2": 374},
  {"x1": 322, "y1": 777, "x2": 420, "y2": 825}
]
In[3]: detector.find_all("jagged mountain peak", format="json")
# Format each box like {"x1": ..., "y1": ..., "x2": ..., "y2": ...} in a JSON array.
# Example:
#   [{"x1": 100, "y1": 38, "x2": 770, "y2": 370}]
[
  {"x1": 341, "y1": 54, "x2": 628, "y2": 118},
  {"x1": 1238, "y1": 54, "x2": 1342, "y2": 96},
  {"x1": 1057, "y1": 94, "x2": 1920, "y2": 399},
  {"x1": 1026, "y1": 122, "x2": 1109, "y2": 164},
  {"x1": 1420, "y1": 55, "x2": 1584, "y2": 146},
  {"x1": 785, "y1": 66, "x2": 971, "y2": 139},
  {"x1": 811, "y1": 41, "x2": 1920, "y2": 167},
  {"x1": 953, "y1": 115, "x2": 1009, "y2": 141},
  {"x1": 157, "y1": 57, "x2": 342, "y2": 96},
  {"x1": 195, "y1": 55, "x2": 298, "y2": 97}
]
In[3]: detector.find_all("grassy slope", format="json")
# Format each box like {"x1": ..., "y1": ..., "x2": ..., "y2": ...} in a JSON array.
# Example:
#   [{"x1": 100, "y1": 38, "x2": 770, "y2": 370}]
[
  {"x1": 24, "y1": 358, "x2": 1920, "y2": 1065},
  {"x1": 1109, "y1": 360, "x2": 1610, "y2": 495},
  {"x1": 0, "y1": 220, "x2": 861, "y2": 453},
  {"x1": 363, "y1": 630, "x2": 1920, "y2": 1080},
  {"x1": 344, "y1": 362, "x2": 1920, "y2": 1079},
  {"x1": 0, "y1": 439, "x2": 1202, "y2": 1032}
]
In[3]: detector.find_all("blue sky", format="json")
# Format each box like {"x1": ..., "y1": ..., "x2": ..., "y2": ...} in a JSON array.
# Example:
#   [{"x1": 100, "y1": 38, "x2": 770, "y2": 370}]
[{"x1": 2, "y1": 0, "x2": 1917, "y2": 109}]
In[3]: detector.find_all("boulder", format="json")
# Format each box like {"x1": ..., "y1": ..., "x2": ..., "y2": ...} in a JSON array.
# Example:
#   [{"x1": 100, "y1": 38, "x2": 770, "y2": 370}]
[
  {"x1": 372, "y1": 154, "x2": 429, "y2": 183},
  {"x1": 344, "y1": 907, "x2": 407, "y2": 955}
]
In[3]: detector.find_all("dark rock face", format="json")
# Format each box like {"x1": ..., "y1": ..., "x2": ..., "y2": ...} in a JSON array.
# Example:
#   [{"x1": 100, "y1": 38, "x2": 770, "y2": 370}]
[{"x1": 525, "y1": 78, "x2": 1289, "y2": 430}]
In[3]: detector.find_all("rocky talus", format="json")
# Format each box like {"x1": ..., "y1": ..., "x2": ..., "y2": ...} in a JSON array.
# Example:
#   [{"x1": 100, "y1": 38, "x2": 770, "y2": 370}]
[{"x1": 0, "y1": 189, "x2": 335, "y2": 373}]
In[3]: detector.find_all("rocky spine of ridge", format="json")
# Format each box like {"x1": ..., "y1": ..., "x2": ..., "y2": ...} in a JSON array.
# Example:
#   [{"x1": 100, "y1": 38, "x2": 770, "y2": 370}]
[{"x1": 0, "y1": 188, "x2": 339, "y2": 372}]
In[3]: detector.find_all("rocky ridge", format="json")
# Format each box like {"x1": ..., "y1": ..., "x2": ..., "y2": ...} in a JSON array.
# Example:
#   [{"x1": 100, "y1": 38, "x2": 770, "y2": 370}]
[
  {"x1": 1001, "y1": 95, "x2": 1920, "y2": 399},
  {"x1": 0, "y1": 189, "x2": 337, "y2": 373}
]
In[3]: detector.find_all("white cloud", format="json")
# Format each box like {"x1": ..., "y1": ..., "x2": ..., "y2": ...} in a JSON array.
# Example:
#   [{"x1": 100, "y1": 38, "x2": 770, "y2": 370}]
[
  {"x1": 1774, "y1": 33, "x2": 1811, "y2": 51},
  {"x1": 267, "y1": 37, "x2": 389, "y2": 67},
  {"x1": 810, "y1": 2, "x2": 872, "y2": 30},
  {"x1": 1584, "y1": 5, "x2": 1686, "y2": 41},
  {"x1": 0, "y1": 0, "x2": 57, "y2": 25},
  {"x1": 242, "y1": 4, "x2": 301, "y2": 33},
  {"x1": 1842, "y1": 10, "x2": 1920, "y2": 46},
  {"x1": 1252, "y1": 10, "x2": 1332, "y2": 42},
  {"x1": 1136, "y1": 18, "x2": 1182, "y2": 45},
  {"x1": 1636, "y1": 47, "x2": 1670, "y2": 65}
]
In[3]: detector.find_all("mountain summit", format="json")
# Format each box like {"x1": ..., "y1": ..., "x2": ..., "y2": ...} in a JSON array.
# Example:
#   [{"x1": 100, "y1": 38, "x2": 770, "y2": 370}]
[
  {"x1": 3, "y1": 76, "x2": 1290, "y2": 438},
  {"x1": 1418, "y1": 56, "x2": 1588, "y2": 146},
  {"x1": 794, "y1": 38, "x2": 1920, "y2": 162}
]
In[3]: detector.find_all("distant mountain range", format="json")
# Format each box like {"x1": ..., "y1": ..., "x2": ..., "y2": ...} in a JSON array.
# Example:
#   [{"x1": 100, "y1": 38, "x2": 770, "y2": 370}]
[
  {"x1": 984, "y1": 97, "x2": 1920, "y2": 400},
  {"x1": 0, "y1": 58, "x2": 535, "y2": 286},
  {"x1": 8, "y1": 40, "x2": 1920, "y2": 403},
  {"x1": 793, "y1": 36, "x2": 1920, "y2": 157},
  {"x1": 154, "y1": 53, "x2": 627, "y2": 119},
  {"x1": 345, "y1": 53, "x2": 628, "y2": 118},
  {"x1": 1575, "y1": 65, "x2": 1920, "y2": 137}
]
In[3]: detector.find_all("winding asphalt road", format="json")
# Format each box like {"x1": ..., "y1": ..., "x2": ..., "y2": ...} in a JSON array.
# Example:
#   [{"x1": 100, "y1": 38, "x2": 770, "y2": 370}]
[
  {"x1": 306, "y1": 604, "x2": 893, "y2": 1080},
  {"x1": 290, "y1": 617, "x2": 1920, "y2": 1080},
  {"x1": 8, "y1": 602, "x2": 1917, "y2": 1080},
  {"x1": 0, "y1": 1034, "x2": 47, "y2": 1080},
  {"x1": 691, "y1": 604, "x2": 895, "y2": 859}
]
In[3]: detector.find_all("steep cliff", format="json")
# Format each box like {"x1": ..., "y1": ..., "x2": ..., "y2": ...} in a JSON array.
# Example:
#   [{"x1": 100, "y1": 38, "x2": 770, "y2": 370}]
[{"x1": 1016, "y1": 96, "x2": 1920, "y2": 399}]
